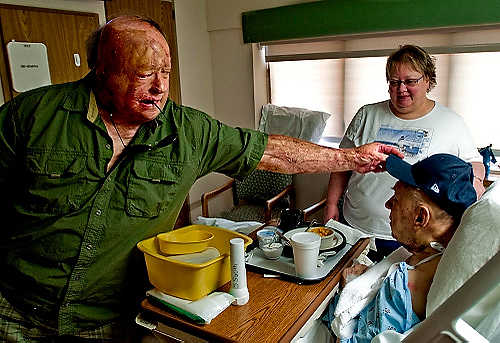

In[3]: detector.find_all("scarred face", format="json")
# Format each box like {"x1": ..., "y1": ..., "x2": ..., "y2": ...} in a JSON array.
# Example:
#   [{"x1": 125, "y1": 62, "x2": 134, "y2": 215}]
[
  {"x1": 385, "y1": 181, "x2": 419, "y2": 250},
  {"x1": 95, "y1": 18, "x2": 171, "y2": 125},
  {"x1": 388, "y1": 63, "x2": 430, "y2": 117}
]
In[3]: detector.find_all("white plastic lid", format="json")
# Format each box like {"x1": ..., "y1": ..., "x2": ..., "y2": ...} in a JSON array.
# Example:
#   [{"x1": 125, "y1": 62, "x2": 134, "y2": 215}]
[
  {"x1": 257, "y1": 229, "x2": 275, "y2": 238},
  {"x1": 230, "y1": 237, "x2": 244, "y2": 245},
  {"x1": 290, "y1": 232, "x2": 321, "y2": 248}
]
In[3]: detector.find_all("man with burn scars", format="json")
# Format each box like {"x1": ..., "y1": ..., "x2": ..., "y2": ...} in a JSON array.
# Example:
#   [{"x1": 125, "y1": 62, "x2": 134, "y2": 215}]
[{"x1": 0, "y1": 16, "x2": 401, "y2": 342}]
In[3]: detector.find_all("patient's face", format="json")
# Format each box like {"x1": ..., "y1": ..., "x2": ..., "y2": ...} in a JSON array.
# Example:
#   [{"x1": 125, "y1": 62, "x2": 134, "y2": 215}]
[{"x1": 385, "y1": 182, "x2": 418, "y2": 248}]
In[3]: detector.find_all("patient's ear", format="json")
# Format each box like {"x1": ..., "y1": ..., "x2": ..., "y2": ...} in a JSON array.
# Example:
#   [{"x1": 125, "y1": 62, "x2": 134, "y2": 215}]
[{"x1": 414, "y1": 205, "x2": 431, "y2": 229}]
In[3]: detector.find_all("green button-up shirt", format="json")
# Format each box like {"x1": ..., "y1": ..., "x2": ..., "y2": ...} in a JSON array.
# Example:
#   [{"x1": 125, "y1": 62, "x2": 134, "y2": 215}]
[{"x1": 0, "y1": 73, "x2": 267, "y2": 335}]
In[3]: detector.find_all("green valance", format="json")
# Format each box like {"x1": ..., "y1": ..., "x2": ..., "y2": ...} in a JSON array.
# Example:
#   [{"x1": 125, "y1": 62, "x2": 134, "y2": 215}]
[{"x1": 242, "y1": 0, "x2": 500, "y2": 43}]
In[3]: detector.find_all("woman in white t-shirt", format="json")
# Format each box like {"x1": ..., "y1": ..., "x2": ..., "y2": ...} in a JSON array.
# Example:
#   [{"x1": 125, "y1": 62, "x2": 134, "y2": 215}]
[{"x1": 324, "y1": 45, "x2": 485, "y2": 261}]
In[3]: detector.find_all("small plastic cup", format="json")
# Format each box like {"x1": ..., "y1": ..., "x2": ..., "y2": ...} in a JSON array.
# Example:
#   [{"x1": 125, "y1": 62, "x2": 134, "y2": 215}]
[
  {"x1": 256, "y1": 228, "x2": 276, "y2": 248},
  {"x1": 290, "y1": 232, "x2": 321, "y2": 278},
  {"x1": 261, "y1": 242, "x2": 284, "y2": 260}
]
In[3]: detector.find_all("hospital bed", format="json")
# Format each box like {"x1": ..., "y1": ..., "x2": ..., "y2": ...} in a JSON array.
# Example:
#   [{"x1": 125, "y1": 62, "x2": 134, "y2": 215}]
[{"x1": 301, "y1": 180, "x2": 500, "y2": 342}]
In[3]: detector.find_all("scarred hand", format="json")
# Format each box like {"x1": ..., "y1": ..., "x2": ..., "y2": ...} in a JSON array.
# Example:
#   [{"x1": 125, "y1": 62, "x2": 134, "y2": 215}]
[
  {"x1": 353, "y1": 142, "x2": 403, "y2": 174},
  {"x1": 340, "y1": 263, "x2": 369, "y2": 289}
]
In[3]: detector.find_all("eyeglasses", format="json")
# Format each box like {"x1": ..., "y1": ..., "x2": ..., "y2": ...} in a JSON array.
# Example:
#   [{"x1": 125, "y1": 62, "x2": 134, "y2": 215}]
[{"x1": 388, "y1": 75, "x2": 424, "y2": 88}]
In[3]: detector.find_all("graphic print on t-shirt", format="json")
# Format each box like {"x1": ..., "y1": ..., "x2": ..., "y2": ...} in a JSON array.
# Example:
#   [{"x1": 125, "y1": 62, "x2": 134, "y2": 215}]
[{"x1": 376, "y1": 125, "x2": 432, "y2": 161}]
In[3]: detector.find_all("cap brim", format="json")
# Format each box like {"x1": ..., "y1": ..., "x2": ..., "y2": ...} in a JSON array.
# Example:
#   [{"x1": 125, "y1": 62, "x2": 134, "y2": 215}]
[{"x1": 386, "y1": 154, "x2": 417, "y2": 187}]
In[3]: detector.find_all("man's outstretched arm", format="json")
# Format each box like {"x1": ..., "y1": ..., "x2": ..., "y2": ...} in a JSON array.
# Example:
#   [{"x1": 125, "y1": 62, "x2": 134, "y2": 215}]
[{"x1": 257, "y1": 134, "x2": 402, "y2": 174}]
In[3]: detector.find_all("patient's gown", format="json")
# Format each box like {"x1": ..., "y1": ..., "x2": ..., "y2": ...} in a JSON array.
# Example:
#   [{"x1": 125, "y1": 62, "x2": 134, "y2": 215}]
[{"x1": 324, "y1": 262, "x2": 421, "y2": 343}]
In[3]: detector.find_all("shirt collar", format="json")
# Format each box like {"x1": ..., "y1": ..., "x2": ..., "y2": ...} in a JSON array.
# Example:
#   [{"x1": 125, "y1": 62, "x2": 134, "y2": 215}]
[
  {"x1": 60, "y1": 72, "x2": 95, "y2": 113},
  {"x1": 87, "y1": 90, "x2": 99, "y2": 123}
]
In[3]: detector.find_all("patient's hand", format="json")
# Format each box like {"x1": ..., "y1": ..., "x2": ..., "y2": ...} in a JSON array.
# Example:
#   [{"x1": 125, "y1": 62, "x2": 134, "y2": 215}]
[{"x1": 340, "y1": 264, "x2": 369, "y2": 289}]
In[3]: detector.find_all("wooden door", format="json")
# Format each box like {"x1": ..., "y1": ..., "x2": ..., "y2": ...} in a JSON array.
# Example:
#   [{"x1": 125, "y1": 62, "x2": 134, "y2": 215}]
[{"x1": 0, "y1": 5, "x2": 99, "y2": 101}]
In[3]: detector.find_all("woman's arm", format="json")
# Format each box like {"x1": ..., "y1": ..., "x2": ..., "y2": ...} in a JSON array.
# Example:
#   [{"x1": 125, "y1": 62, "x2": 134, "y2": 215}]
[
  {"x1": 471, "y1": 161, "x2": 486, "y2": 199},
  {"x1": 324, "y1": 171, "x2": 351, "y2": 222}
]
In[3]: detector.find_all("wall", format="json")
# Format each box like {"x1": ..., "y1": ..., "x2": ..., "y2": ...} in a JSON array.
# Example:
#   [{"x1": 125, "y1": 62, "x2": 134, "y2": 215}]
[
  {"x1": 174, "y1": 0, "x2": 230, "y2": 221},
  {"x1": 176, "y1": 0, "x2": 327, "y2": 221}
]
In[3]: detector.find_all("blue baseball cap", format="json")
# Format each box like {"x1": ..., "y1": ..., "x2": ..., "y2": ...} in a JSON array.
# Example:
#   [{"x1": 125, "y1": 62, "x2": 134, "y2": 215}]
[{"x1": 386, "y1": 153, "x2": 476, "y2": 218}]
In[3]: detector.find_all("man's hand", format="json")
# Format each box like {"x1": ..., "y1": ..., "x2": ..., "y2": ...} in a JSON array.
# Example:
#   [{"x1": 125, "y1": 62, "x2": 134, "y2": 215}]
[
  {"x1": 352, "y1": 143, "x2": 403, "y2": 174},
  {"x1": 340, "y1": 263, "x2": 369, "y2": 289}
]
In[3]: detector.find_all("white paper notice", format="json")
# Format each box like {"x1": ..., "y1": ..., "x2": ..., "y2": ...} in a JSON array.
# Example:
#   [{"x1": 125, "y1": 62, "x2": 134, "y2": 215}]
[{"x1": 7, "y1": 41, "x2": 51, "y2": 92}]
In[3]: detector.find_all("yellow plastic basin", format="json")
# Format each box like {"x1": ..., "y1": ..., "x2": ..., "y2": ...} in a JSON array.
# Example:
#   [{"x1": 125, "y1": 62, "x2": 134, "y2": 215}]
[
  {"x1": 137, "y1": 225, "x2": 253, "y2": 300},
  {"x1": 157, "y1": 229, "x2": 214, "y2": 255}
]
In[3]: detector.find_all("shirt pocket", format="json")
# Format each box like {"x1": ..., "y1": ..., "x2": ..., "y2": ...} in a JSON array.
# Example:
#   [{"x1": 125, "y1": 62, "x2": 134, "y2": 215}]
[
  {"x1": 126, "y1": 159, "x2": 184, "y2": 218},
  {"x1": 23, "y1": 153, "x2": 89, "y2": 215}
]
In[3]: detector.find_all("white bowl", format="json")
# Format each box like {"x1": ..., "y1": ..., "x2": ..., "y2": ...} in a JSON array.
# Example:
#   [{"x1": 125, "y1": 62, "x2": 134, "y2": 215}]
[
  {"x1": 261, "y1": 242, "x2": 284, "y2": 260},
  {"x1": 306, "y1": 226, "x2": 336, "y2": 250}
]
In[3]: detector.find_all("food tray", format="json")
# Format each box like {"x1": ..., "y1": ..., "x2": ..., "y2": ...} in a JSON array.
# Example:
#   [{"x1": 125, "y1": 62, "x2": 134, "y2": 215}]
[{"x1": 245, "y1": 242, "x2": 352, "y2": 283}]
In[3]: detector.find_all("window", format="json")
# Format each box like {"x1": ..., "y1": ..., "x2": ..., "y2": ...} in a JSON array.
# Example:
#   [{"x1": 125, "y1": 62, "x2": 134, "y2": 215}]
[
  {"x1": 265, "y1": 28, "x2": 500, "y2": 152},
  {"x1": 270, "y1": 59, "x2": 345, "y2": 137}
]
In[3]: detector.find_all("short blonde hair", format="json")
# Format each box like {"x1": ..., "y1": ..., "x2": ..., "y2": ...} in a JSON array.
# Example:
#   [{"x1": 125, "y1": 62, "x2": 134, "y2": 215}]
[{"x1": 386, "y1": 45, "x2": 437, "y2": 92}]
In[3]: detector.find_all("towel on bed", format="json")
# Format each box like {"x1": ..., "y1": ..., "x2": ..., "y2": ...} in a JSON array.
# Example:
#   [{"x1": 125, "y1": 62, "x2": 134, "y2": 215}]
[{"x1": 331, "y1": 247, "x2": 412, "y2": 338}]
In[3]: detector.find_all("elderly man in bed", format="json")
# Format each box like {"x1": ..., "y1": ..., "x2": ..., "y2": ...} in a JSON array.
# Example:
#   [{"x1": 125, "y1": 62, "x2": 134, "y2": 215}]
[{"x1": 322, "y1": 153, "x2": 477, "y2": 343}]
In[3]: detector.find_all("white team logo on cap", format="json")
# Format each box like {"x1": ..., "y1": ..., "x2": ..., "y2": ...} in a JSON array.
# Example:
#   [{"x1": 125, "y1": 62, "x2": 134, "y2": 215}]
[{"x1": 431, "y1": 183, "x2": 440, "y2": 193}]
